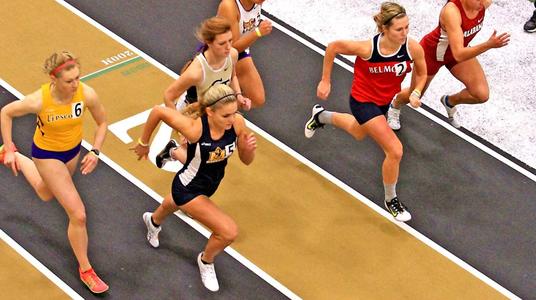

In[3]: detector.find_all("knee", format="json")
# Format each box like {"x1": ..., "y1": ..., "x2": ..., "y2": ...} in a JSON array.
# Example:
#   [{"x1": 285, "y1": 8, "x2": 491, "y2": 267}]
[
  {"x1": 162, "y1": 197, "x2": 177, "y2": 211},
  {"x1": 249, "y1": 93, "x2": 265, "y2": 108},
  {"x1": 386, "y1": 142, "x2": 403, "y2": 161},
  {"x1": 69, "y1": 210, "x2": 87, "y2": 226},
  {"x1": 219, "y1": 222, "x2": 239, "y2": 244},
  {"x1": 35, "y1": 182, "x2": 53, "y2": 202},
  {"x1": 472, "y1": 88, "x2": 489, "y2": 104}
]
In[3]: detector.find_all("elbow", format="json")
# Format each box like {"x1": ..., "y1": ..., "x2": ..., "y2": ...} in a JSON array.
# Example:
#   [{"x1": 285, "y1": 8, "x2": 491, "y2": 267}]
[
  {"x1": 451, "y1": 51, "x2": 464, "y2": 62},
  {"x1": 240, "y1": 155, "x2": 254, "y2": 166},
  {"x1": 163, "y1": 90, "x2": 177, "y2": 106}
]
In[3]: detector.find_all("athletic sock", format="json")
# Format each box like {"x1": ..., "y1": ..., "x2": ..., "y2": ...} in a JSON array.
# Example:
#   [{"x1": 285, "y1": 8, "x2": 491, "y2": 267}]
[
  {"x1": 444, "y1": 95, "x2": 454, "y2": 108},
  {"x1": 169, "y1": 147, "x2": 178, "y2": 161},
  {"x1": 318, "y1": 110, "x2": 333, "y2": 125},
  {"x1": 151, "y1": 216, "x2": 160, "y2": 228},
  {"x1": 384, "y1": 182, "x2": 397, "y2": 202},
  {"x1": 200, "y1": 254, "x2": 212, "y2": 265}
]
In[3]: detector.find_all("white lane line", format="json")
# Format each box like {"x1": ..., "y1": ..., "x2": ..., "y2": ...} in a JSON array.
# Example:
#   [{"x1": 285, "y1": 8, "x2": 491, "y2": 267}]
[
  {"x1": 263, "y1": 13, "x2": 536, "y2": 183},
  {"x1": 0, "y1": 229, "x2": 83, "y2": 300},
  {"x1": 49, "y1": 1, "x2": 520, "y2": 299}
]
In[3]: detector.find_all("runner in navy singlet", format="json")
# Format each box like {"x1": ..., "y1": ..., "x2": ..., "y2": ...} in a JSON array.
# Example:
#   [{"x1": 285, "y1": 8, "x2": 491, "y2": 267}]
[{"x1": 132, "y1": 84, "x2": 256, "y2": 292}]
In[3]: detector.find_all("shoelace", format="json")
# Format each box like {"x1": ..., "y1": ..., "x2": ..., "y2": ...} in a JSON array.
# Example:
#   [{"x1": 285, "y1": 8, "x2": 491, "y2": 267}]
[
  {"x1": 82, "y1": 271, "x2": 101, "y2": 287},
  {"x1": 389, "y1": 198, "x2": 406, "y2": 214}
]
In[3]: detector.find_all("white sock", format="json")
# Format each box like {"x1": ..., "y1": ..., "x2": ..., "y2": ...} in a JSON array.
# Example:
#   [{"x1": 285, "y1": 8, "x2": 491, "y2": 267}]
[
  {"x1": 318, "y1": 110, "x2": 333, "y2": 125},
  {"x1": 169, "y1": 147, "x2": 178, "y2": 161},
  {"x1": 384, "y1": 182, "x2": 397, "y2": 201}
]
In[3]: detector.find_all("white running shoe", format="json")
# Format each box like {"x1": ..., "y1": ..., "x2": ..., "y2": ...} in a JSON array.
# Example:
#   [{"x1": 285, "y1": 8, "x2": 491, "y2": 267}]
[
  {"x1": 197, "y1": 252, "x2": 219, "y2": 292},
  {"x1": 143, "y1": 212, "x2": 161, "y2": 248},
  {"x1": 387, "y1": 106, "x2": 401, "y2": 131},
  {"x1": 440, "y1": 95, "x2": 460, "y2": 128},
  {"x1": 384, "y1": 197, "x2": 412, "y2": 222},
  {"x1": 304, "y1": 104, "x2": 325, "y2": 138}
]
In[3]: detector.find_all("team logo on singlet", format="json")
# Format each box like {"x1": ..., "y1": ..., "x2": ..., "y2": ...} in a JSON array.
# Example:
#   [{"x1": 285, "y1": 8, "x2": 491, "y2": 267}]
[
  {"x1": 45, "y1": 102, "x2": 84, "y2": 122},
  {"x1": 207, "y1": 142, "x2": 236, "y2": 163},
  {"x1": 242, "y1": 18, "x2": 257, "y2": 32},
  {"x1": 463, "y1": 23, "x2": 483, "y2": 37},
  {"x1": 368, "y1": 62, "x2": 408, "y2": 77},
  {"x1": 211, "y1": 78, "x2": 230, "y2": 87}
]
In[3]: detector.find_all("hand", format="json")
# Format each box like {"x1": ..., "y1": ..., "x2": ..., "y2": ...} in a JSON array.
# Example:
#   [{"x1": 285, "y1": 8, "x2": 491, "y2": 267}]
[
  {"x1": 239, "y1": 132, "x2": 257, "y2": 153},
  {"x1": 258, "y1": 20, "x2": 273, "y2": 37},
  {"x1": 80, "y1": 152, "x2": 99, "y2": 175},
  {"x1": 129, "y1": 143, "x2": 150, "y2": 161},
  {"x1": 409, "y1": 94, "x2": 422, "y2": 108},
  {"x1": 317, "y1": 80, "x2": 331, "y2": 100},
  {"x1": 3, "y1": 150, "x2": 19, "y2": 176},
  {"x1": 237, "y1": 94, "x2": 251, "y2": 111},
  {"x1": 487, "y1": 30, "x2": 510, "y2": 49}
]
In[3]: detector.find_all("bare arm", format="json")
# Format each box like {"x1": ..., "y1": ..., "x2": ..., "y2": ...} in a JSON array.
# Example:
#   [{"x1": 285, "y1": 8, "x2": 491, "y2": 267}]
[
  {"x1": 132, "y1": 105, "x2": 202, "y2": 160},
  {"x1": 163, "y1": 62, "x2": 202, "y2": 108},
  {"x1": 233, "y1": 114, "x2": 256, "y2": 165},
  {"x1": 229, "y1": 48, "x2": 241, "y2": 94},
  {"x1": 442, "y1": 3, "x2": 509, "y2": 62},
  {"x1": 1, "y1": 89, "x2": 41, "y2": 175},
  {"x1": 407, "y1": 39, "x2": 427, "y2": 107},
  {"x1": 229, "y1": 48, "x2": 251, "y2": 110},
  {"x1": 317, "y1": 39, "x2": 371, "y2": 100},
  {"x1": 217, "y1": 0, "x2": 272, "y2": 52},
  {"x1": 1, "y1": 89, "x2": 42, "y2": 149},
  {"x1": 79, "y1": 84, "x2": 107, "y2": 174},
  {"x1": 83, "y1": 84, "x2": 107, "y2": 151}
]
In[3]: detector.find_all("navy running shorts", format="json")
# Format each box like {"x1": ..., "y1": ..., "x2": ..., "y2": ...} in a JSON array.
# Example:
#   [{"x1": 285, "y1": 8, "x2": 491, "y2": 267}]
[{"x1": 349, "y1": 95, "x2": 390, "y2": 125}]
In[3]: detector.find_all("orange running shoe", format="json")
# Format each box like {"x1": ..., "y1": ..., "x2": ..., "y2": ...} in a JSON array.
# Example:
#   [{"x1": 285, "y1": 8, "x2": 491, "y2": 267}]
[{"x1": 79, "y1": 268, "x2": 109, "y2": 294}]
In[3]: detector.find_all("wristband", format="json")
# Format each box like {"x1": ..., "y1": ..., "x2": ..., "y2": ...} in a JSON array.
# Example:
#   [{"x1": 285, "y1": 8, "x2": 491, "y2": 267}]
[
  {"x1": 138, "y1": 138, "x2": 149, "y2": 147},
  {"x1": 90, "y1": 149, "x2": 100, "y2": 157},
  {"x1": 255, "y1": 27, "x2": 262, "y2": 37},
  {"x1": 411, "y1": 89, "x2": 421, "y2": 99}
]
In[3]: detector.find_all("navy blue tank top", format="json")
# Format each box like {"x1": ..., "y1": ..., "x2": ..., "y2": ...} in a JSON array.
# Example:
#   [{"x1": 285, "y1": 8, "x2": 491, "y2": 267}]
[{"x1": 177, "y1": 115, "x2": 237, "y2": 189}]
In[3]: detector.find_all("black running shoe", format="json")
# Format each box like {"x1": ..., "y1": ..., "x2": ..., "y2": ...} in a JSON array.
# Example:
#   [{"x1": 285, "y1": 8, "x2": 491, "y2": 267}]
[
  {"x1": 524, "y1": 10, "x2": 536, "y2": 33},
  {"x1": 384, "y1": 197, "x2": 412, "y2": 222},
  {"x1": 156, "y1": 139, "x2": 178, "y2": 168}
]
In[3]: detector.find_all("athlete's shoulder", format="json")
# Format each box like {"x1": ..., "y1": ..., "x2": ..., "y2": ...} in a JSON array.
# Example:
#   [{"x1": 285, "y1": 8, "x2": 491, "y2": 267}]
[
  {"x1": 440, "y1": 2, "x2": 463, "y2": 28},
  {"x1": 183, "y1": 58, "x2": 204, "y2": 80},
  {"x1": 232, "y1": 113, "x2": 246, "y2": 135},
  {"x1": 81, "y1": 83, "x2": 98, "y2": 103},
  {"x1": 218, "y1": 0, "x2": 239, "y2": 19},
  {"x1": 230, "y1": 47, "x2": 239, "y2": 58}
]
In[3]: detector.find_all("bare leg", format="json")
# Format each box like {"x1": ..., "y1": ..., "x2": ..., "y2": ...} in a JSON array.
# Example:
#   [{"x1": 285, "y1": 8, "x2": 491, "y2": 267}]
[
  {"x1": 180, "y1": 196, "x2": 238, "y2": 263},
  {"x1": 392, "y1": 74, "x2": 435, "y2": 109},
  {"x1": 447, "y1": 57, "x2": 489, "y2": 105},
  {"x1": 33, "y1": 155, "x2": 92, "y2": 271},
  {"x1": 151, "y1": 194, "x2": 180, "y2": 225},
  {"x1": 362, "y1": 116, "x2": 403, "y2": 184},
  {"x1": 236, "y1": 57, "x2": 265, "y2": 108},
  {"x1": 331, "y1": 112, "x2": 367, "y2": 141},
  {"x1": 15, "y1": 153, "x2": 53, "y2": 201}
]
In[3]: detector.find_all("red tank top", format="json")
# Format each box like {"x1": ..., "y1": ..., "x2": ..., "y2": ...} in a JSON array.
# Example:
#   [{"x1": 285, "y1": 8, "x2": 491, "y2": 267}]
[
  {"x1": 422, "y1": 0, "x2": 485, "y2": 63},
  {"x1": 351, "y1": 34, "x2": 412, "y2": 106}
]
